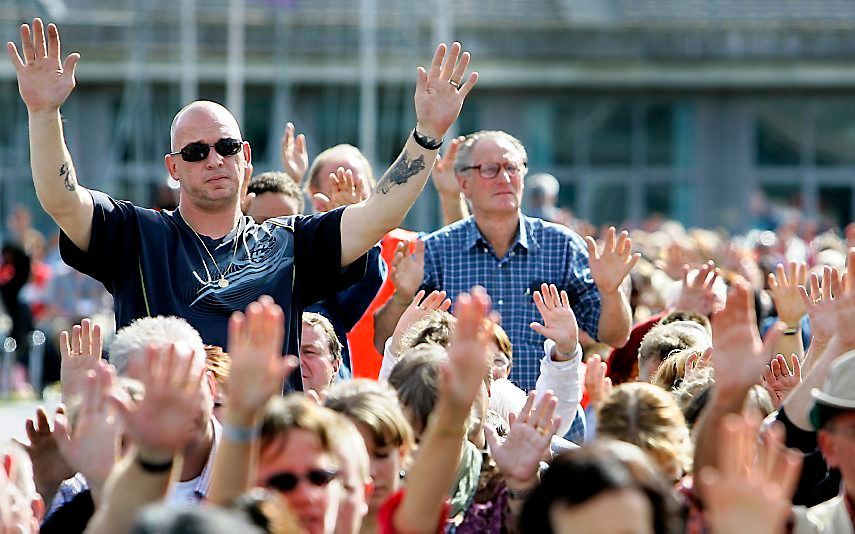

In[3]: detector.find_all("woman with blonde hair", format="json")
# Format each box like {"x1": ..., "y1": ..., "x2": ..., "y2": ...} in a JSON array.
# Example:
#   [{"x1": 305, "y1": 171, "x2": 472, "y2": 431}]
[
  {"x1": 324, "y1": 379, "x2": 415, "y2": 534},
  {"x1": 596, "y1": 382, "x2": 692, "y2": 482}
]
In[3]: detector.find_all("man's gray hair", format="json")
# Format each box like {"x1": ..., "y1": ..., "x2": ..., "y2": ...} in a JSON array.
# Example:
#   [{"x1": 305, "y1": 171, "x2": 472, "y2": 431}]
[
  {"x1": 110, "y1": 316, "x2": 205, "y2": 375},
  {"x1": 453, "y1": 130, "x2": 529, "y2": 176}
]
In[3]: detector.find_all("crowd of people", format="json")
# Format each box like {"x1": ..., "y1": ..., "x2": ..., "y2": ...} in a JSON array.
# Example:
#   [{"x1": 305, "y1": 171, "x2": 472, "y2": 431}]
[{"x1": 4, "y1": 16, "x2": 855, "y2": 534}]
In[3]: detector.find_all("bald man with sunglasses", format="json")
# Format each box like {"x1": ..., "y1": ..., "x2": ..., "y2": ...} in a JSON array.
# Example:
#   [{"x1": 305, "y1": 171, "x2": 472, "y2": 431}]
[{"x1": 7, "y1": 18, "x2": 478, "y2": 390}]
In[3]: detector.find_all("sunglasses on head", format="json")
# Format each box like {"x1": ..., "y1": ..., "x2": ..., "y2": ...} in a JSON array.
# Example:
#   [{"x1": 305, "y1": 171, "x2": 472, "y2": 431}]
[
  {"x1": 266, "y1": 468, "x2": 339, "y2": 492},
  {"x1": 169, "y1": 138, "x2": 243, "y2": 162}
]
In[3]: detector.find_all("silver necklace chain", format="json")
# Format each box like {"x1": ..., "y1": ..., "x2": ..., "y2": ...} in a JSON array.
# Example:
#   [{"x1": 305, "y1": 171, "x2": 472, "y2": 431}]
[{"x1": 181, "y1": 211, "x2": 241, "y2": 289}]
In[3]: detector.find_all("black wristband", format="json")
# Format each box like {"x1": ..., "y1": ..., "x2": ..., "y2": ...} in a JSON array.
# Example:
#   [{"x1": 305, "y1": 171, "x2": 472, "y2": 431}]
[
  {"x1": 137, "y1": 454, "x2": 174, "y2": 473},
  {"x1": 412, "y1": 128, "x2": 443, "y2": 150}
]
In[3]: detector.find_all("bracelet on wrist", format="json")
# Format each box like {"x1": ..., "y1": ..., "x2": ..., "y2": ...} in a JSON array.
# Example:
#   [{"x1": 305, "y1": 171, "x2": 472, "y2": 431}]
[
  {"x1": 222, "y1": 421, "x2": 262, "y2": 443},
  {"x1": 136, "y1": 453, "x2": 174, "y2": 473},
  {"x1": 412, "y1": 128, "x2": 443, "y2": 150}
]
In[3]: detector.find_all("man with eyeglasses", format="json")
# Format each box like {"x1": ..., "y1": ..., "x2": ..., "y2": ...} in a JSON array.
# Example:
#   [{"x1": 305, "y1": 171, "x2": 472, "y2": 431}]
[
  {"x1": 7, "y1": 19, "x2": 477, "y2": 391},
  {"x1": 417, "y1": 130, "x2": 634, "y2": 394}
]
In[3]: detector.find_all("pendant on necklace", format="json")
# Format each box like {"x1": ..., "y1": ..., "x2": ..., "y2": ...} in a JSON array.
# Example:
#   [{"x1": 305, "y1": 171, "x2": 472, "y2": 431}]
[{"x1": 218, "y1": 278, "x2": 229, "y2": 289}]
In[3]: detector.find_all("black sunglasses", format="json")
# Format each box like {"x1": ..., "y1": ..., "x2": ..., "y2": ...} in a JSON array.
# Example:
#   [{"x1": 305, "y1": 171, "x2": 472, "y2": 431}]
[
  {"x1": 169, "y1": 138, "x2": 243, "y2": 162},
  {"x1": 266, "y1": 468, "x2": 339, "y2": 492}
]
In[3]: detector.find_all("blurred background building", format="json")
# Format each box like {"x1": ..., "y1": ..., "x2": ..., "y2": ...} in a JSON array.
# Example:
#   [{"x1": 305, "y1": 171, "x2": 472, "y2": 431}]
[{"x1": 2, "y1": 0, "x2": 855, "y2": 235}]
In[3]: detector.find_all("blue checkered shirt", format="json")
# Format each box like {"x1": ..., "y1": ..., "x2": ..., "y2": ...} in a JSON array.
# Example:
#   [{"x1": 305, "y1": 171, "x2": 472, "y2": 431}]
[{"x1": 422, "y1": 215, "x2": 601, "y2": 392}]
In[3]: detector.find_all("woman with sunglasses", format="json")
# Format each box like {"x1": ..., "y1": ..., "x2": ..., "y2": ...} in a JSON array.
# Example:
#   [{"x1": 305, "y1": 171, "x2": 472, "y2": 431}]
[
  {"x1": 208, "y1": 299, "x2": 355, "y2": 533},
  {"x1": 254, "y1": 396, "x2": 347, "y2": 534}
]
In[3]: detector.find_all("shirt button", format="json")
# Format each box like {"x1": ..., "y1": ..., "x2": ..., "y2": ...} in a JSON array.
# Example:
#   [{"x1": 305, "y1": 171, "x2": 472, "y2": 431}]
[
  {"x1": 510, "y1": 251, "x2": 515, "y2": 256},
  {"x1": 498, "y1": 299, "x2": 504, "y2": 305}
]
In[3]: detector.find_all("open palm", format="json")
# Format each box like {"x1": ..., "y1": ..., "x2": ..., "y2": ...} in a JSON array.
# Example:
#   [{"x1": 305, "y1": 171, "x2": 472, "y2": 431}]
[
  {"x1": 280, "y1": 122, "x2": 308, "y2": 184},
  {"x1": 440, "y1": 287, "x2": 492, "y2": 414},
  {"x1": 431, "y1": 137, "x2": 464, "y2": 195},
  {"x1": 762, "y1": 354, "x2": 801, "y2": 408},
  {"x1": 7, "y1": 19, "x2": 79, "y2": 112},
  {"x1": 711, "y1": 282, "x2": 783, "y2": 393},
  {"x1": 530, "y1": 283, "x2": 578, "y2": 355},
  {"x1": 487, "y1": 392, "x2": 559, "y2": 487},
  {"x1": 585, "y1": 227, "x2": 640, "y2": 293},
  {"x1": 110, "y1": 344, "x2": 205, "y2": 455},
  {"x1": 226, "y1": 296, "x2": 297, "y2": 419},
  {"x1": 767, "y1": 262, "x2": 807, "y2": 324},
  {"x1": 59, "y1": 318, "x2": 102, "y2": 402},
  {"x1": 414, "y1": 42, "x2": 478, "y2": 139},
  {"x1": 799, "y1": 267, "x2": 842, "y2": 346},
  {"x1": 55, "y1": 363, "x2": 122, "y2": 495},
  {"x1": 390, "y1": 240, "x2": 425, "y2": 300}
]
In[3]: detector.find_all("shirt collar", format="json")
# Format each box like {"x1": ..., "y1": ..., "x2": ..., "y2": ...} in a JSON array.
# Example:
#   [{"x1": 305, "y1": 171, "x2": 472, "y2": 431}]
[
  {"x1": 465, "y1": 215, "x2": 537, "y2": 253},
  {"x1": 195, "y1": 417, "x2": 222, "y2": 499}
]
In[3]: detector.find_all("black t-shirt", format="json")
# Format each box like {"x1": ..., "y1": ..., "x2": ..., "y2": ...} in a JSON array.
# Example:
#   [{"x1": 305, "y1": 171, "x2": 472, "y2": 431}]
[{"x1": 60, "y1": 190, "x2": 365, "y2": 390}]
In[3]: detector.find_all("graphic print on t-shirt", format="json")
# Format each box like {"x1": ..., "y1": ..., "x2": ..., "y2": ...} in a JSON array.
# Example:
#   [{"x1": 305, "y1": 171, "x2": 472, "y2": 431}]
[{"x1": 182, "y1": 221, "x2": 295, "y2": 316}]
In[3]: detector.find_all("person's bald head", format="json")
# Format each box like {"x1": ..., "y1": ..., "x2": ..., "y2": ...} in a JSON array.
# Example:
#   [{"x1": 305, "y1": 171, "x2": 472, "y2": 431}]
[
  {"x1": 170, "y1": 101, "x2": 242, "y2": 152},
  {"x1": 165, "y1": 101, "x2": 252, "y2": 212}
]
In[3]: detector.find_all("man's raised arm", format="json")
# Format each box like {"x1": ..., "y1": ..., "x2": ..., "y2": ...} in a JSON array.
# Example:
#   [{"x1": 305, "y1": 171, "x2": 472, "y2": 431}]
[
  {"x1": 7, "y1": 19, "x2": 93, "y2": 251},
  {"x1": 339, "y1": 42, "x2": 477, "y2": 267}
]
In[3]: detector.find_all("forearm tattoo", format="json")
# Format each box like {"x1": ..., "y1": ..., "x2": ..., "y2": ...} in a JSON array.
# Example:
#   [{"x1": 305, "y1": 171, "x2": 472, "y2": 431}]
[
  {"x1": 60, "y1": 162, "x2": 76, "y2": 191},
  {"x1": 376, "y1": 151, "x2": 426, "y2": 195}
]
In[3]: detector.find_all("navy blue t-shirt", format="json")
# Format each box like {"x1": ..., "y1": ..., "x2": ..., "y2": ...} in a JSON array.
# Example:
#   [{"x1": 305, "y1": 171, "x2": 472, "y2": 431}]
[
  {"x1": 307, "y1": 244, "x2": 386, "y2": 377},
  {"x1": 59, "y1": 190, "x2": 365, "y2": 390}
]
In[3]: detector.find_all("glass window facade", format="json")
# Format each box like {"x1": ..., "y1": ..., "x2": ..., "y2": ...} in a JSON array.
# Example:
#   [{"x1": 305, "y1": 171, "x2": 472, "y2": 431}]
[{"x1": 753, "y1": 98, "x2": 855, "y2": 229}]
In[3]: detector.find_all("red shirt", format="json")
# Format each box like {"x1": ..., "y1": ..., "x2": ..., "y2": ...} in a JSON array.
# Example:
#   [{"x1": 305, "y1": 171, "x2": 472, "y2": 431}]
[
  {"x1": 605, "y1": 311, "x2": 667, "y2": 385},
  {"x1": 347, "y1": 228, "x2": 417, "y2": 378},
  {"x1": 378, "y1": 488, "x2": 449, "y2": 534}
]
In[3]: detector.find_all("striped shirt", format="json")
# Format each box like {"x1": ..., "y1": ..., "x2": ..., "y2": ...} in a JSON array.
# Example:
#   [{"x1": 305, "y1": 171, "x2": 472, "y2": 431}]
[{"x1": 422, "y1": 215, "x2": 601, "y2": 392}]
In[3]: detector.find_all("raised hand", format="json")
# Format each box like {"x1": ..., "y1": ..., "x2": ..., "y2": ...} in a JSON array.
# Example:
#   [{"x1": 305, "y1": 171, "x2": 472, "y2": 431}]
[
  {"x1": 656, "y1": 242, "x2": 694, "y2": 281},
  {"x1": 529, "y1": 283, "x2": 579, "y2": 356},
  {"x1": 414, "y1": 42, "x2": 478, "y2": 140},
  {"x1": 485, "y1": 392, "x2": 560, "y2": 491},
  {"x1": 711, "y1": 282, "x2": 784, "y2": 394},
  {"x1": 673, "y1": 261, "x2": 720, "y2": 315},
  {"x1": 59, "y1": 318, "x2": 103, "y2": 402},
  {"x1": 0, "y1": 459, "x2": 36, "y2": 534},
  {"x1": 585, "y1": 227, "x2": 640, "y2": 294},
  {"x1": 7, "y1": 19, "x2": 79, "y2": 113},
  {"x1": 431, "y1": 136, "x2": 465, "y2": 195},
  {"x1": 280, "y1": 122, "x2": 308, "y2": 184},
  {"x1": 439, "y1": 287, "x2": 492, "y2": 417},
  {"x1": 584, "y1": 354, "x2": 612, "y2": 407},
  {"x1": 684, "y1": 347, "x2": 712, "y2": 382},
  {"x1": 54, "y1": 362, "x2": 123, "y2": 500},
  {"x1": 698, "y1": 414, "x2": 801, "y2": 534},
  {"x1": 768, "y1": 262, "x2": 807, "y2": 325},
  {"x1": 226, "y1": 296, "x2": 298, "y2": 422},
  {"x1": 762, "y1": 354, "x2": 801, "y2": 409},
  {"x1": 108, "y1": 343, "x2": 206, "y2": 461},
  {"x1": 312, "y1": 167, "x2": 367, "y2": 212},
  {"x1": 16, "y1": 406, "x2": 72, "y2": 507},
  {"x1": 391, "y1": 289, "x2": 451, "y2": 354},
  {"x1": 824, "y1": 249, "x2": 855, "y2": 348},
  {"x1": 799, "y1": 266, "x2": 843, "y2": 346},
  {"x1": 390, "y1": 240, "x2": 425, "y2": 304}
]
